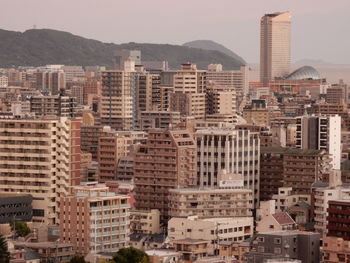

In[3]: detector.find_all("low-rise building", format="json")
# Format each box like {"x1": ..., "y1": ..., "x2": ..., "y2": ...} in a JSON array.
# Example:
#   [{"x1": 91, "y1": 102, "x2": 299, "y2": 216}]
[
  {"x1": 130, "y1": 209, "x2": 161, "y2": 234},
  {"x1": 168, "y1": 216, "x2": 253, "y2": 251},
  {"x1": 246, "y1": 231, "x2": 320, "y2": 263},
  {"x1": 168, "y1": 174, "x2": 253, "y2": 218},
  {"x1": 272, "y1": 187, "x2": 310, "y2": 212}
]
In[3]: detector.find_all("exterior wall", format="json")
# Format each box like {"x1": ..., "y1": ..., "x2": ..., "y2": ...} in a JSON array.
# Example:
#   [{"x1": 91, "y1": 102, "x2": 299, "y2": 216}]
[
  {"x1": 138, "y1": 111, "x2": 181, "y2": 131},
  {"x1": 0, "y1": 194, "x2": 32, "y2": 223},
  {"x1": 327, "y1": 200, "x2": 350, "y2": 240}
]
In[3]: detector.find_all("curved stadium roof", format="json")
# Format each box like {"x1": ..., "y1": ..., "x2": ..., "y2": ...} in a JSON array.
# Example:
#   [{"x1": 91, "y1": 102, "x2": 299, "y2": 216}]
[{"x1": 286, "y1": 66, "x2": 321, "y2": 80}]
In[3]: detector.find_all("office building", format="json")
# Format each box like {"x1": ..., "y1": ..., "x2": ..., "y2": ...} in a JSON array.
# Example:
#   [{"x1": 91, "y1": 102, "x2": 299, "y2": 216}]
[
  {"x1": 296, "y1": 115, "x2": 341, "y2": 169},
  {"x1": 134, "y1": 129, "x2": 197, "y2": 222},
  {"x1": 60, "y1": 183, "x2": 130, "y2": 256},
  {"x1": 195, "y1": 128, "x2": 260, "y2": 204},
  {"x1": 0, "y1": 117, "x2": 81, "y2": 225},
  {"x1": 260, "y1": 12, "x2": 291, "y2": 85}
]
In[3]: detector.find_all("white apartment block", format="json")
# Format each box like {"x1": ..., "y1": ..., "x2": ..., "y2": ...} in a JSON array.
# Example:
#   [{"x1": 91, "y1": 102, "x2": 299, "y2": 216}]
[{"x1": 0, "y1": 75, "x2": 8, "y2": 87}]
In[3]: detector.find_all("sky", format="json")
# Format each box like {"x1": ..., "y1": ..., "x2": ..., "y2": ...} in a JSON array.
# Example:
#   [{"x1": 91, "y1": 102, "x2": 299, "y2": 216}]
[{"x1": 1, "y1": 0, "x2": 350, "y2": 64}]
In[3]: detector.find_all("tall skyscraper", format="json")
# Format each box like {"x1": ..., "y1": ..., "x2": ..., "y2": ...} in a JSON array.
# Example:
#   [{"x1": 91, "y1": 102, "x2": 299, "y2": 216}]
[{"x1": 260, "y1": 12, "x2": 291, "y2": 86}]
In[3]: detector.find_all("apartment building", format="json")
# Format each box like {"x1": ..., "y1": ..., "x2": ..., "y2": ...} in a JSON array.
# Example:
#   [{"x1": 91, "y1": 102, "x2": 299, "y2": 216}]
[
  {"x1": 168, "y1": 175, "x2": 253, "y2": 218},
  {"x1": 312, "y1": 173, "x2": 350, "y2": 236},
  {"x1": 130, "y1": 209, "x2": 161, "y2": 234},
  {"x1": 272, "y1": 187, "x2": 310, "y2": 213},
  {"x1": 195, "y1": 128, "x2": 260, "y2": 204},
  {"x1": 0, "y1": 117, "x2": 81, "y2": 225},
  {"x1": 327, "y1": 200, "x2": 350, "y2": 240},
  {"x1": 35, "y1": 70, "x2": 65, "y2": 95},
  {"x1": 296, "y1": 115, "x2": 341, "y2": 169},
  {"x1": 30, "y1": 95, "x2": 77, "y2": 118},
  {"x1": 134, "y1": 129, "x2": 197, "y2": 223},
  {"x1": 138, "y1": 111, "x2": 181, "y2": 131},
  {"x1": 98, "y1": 131, "x2": 146, "y2": 182},
  {"x1": 260, "y1": 147, "x2": 331, "y2": 199},
  {"x1": 206, "y1": 64, "x2": 249, "y2": 104},
  {"x1": 101, "y1": 70, "x2": 135, "y2": 130},
  {"x1": 168, "y1": 216, "x2": 254, "y2": 251},
  {"x1": 60, "y1": 183, "x2": 130, "y2": 256},
  {"x1": 170, "y1": 92, "x2": 206, "y2": 119},
  {"x1": 80, "y1": 125, "x2": 110, "y2": 161},
  {"x1": 243, "y1": 99, "x2": 270, "y2": 127}
]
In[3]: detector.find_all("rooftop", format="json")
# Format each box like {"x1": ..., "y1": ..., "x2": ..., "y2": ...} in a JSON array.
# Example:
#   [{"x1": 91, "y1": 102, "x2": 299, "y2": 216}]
[{"x1": 261, "y1": 146, "x2": 323, "y2": 155}]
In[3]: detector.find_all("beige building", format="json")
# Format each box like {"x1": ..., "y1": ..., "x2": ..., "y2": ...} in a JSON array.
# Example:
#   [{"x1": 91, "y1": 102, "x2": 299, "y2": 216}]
[
  {"x1": 101, "y1": 70, "x2": 134, "y2": 130},
  {"x1": 206, "y1": 64, "x2": 249, "y2": 104},
  {"x1": 130, "y1": 209, "x2": 161, "y2": 234},
  {"x1": 0, "y1": 117, "x2": 81, "y2": 225},
  {"x1": 168, "y1": 216, "x2": 254, "y2": 251},
  {"x1": 322, "y1": 237, "x2": 350, "y2": 263},
  {"x1": 256, "y1": 200, "x2": 297, "y2": 233},
  {"x1": 260, "y1": 12, "x2": 291, "y2": 85},
  {"x1": 272, "y1": 187, "x2": 311, "y2": 212},
  {"x1": 60, "y1": 183, "x2": 130, "y2": 256},
  {"x1": 168, "y1": 175, "x2": 253, "y2": 218},
  {"x1": 170, "y1": 92, "x2": 206, "y2": 119}
]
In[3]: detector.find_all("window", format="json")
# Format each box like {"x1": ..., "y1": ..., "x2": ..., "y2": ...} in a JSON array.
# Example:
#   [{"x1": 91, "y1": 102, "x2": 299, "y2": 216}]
[
  {"x1": 257, "y1": 237, "x2": 265, "y2": 242},
  {"x1": 258, "y1": 246, "x2": 264, "y2": 253},
  {"x1": 274, "y1": 238, "x2": 281, "y2": 244}
]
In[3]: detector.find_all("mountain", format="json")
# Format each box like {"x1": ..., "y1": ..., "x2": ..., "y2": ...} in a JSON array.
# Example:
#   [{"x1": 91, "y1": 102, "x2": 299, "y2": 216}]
[
  {"x1": 183, "y1": 40, "x2": 246, "y2": 66},
  {"x1": 0, "y1": 29, "x2": 245, "y2": 70}
]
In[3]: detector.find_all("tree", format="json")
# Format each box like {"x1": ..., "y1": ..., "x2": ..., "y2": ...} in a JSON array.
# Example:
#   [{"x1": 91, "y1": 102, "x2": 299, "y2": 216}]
[
  {"x1": 113, "y1": 247, "x2": 150, "y2": 263},
  {"x1": 12, "y1": 221, "x2": 30, "y2": 237},
  {"x1": 0, "y1": 235, "x2": 9, "y2": 263},
  {"x1": 69, "y1": 256, "x2": 87, "y2": 263}
]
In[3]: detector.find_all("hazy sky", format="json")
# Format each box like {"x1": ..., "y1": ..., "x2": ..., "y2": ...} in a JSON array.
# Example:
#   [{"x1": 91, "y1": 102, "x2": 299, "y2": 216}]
[{"x1": 1, "y1": 0, "x2": 350, "y2": 64}]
